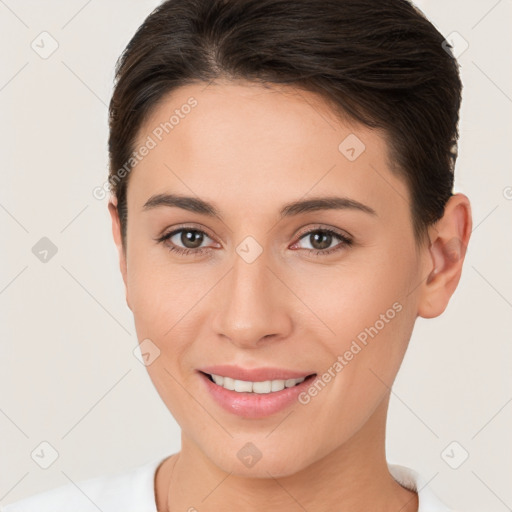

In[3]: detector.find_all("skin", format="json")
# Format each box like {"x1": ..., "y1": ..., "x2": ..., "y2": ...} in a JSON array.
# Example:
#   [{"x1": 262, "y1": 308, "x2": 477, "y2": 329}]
[{"x1": 108, "y1": 80, "x2": 472, "y2": 512}]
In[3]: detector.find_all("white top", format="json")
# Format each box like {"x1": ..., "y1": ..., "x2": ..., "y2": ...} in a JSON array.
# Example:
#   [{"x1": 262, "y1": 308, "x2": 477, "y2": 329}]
[{"x1": 1, "y1": 458, "x2": 460, "y2": 511}]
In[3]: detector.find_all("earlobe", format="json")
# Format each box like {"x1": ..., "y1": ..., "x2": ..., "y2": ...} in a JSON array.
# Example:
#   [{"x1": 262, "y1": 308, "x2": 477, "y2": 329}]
[
  {"x1": 107, "y1": 197, "x2": 131, "y2": 311},
  {"x1": 417, "y1": 194, "x2": 472, "y2": 319}
]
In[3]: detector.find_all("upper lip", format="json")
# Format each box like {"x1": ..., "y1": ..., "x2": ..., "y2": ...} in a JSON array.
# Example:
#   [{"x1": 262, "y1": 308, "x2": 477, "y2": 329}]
[{"x1": 198, "y1": 365, "x2": 315, "y2": 382}]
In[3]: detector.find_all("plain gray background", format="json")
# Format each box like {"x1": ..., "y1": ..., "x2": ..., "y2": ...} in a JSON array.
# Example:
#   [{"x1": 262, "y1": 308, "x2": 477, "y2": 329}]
[{"x1": 1, "y1": 1, "x2": 511, "y2": 510}]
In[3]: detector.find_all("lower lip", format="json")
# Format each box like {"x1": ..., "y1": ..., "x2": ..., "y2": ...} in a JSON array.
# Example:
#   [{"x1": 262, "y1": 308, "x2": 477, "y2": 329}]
[{"x1": 198, "y1": 371, "x2": 317, "y2": 419}]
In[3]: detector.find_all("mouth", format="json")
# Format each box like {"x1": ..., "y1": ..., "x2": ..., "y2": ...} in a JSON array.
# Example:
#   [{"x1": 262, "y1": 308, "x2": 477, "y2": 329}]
[
  {"x1": 197, "y1": 368, "x2": 318, "y2": 419},
  {"x1": 199, "y1": 371, "x2": 316, "y2": 394}
]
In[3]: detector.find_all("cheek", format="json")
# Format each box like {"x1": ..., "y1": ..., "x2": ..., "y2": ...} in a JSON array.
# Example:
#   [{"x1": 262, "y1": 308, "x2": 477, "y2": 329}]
[
  {"x1": 301, "y1": 250, "x2": 411, "y2": 328},
  {"x1": 126, "y1": 251, "x2": 214, "y2": 391},
  {"x1": 126, "y1": 247, "x2": 204, "y2": 332},
  {"x1": 299, "y1": 240, "x2": 418, "y2": 370},
  {"x1": 126, "y1": 256, "x2": 200, "y2": 420}
]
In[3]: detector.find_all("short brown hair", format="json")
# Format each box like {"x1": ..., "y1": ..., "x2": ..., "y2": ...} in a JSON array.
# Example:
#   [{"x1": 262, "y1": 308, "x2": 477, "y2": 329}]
[{"x1": 108, "y1": 0, "x2": 462, "y2": 251}]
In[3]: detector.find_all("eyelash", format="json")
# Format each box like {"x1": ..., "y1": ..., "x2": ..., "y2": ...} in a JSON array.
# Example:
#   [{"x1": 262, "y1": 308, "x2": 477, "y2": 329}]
[{"x1": 155, "y1": 224, "x2": 353, "y2": 258}]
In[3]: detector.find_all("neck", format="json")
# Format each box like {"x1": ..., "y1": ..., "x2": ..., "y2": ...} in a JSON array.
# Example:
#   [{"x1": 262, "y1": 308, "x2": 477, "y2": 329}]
[{"x1": 155, "y1": 395, "x2": 418, "y2": 512}]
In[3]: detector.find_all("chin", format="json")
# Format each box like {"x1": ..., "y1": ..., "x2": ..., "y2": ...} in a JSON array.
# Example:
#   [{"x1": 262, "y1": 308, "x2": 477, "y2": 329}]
[{"x1": 205, "y1": 440, "x2": 312, "y2": 479}]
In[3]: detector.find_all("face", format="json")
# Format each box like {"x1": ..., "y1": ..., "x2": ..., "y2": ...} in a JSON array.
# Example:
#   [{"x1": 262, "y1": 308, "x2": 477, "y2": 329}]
[{"x1": 109, "y1": 80, "x2": 434, "y2": 477}]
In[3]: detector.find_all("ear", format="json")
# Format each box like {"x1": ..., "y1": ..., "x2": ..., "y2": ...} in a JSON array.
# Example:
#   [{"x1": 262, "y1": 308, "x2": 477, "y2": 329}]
[
  {"x1": 417, "y1": 193, "x2": 472, "y2": 319},
  {"x1": 108, "y1": 196, "x2": 131, "y2": 311}
]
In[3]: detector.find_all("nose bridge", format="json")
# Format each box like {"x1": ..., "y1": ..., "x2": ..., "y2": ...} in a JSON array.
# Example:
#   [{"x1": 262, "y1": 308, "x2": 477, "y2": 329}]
[{"x1": 212, "y1": 241, "x2": 291, "y2": 347}]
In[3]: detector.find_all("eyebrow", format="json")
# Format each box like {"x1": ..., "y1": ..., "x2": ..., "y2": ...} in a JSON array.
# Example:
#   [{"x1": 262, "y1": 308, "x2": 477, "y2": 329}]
[{"x1": 142, "y1": 193, "x2": 377, "y2": 218}]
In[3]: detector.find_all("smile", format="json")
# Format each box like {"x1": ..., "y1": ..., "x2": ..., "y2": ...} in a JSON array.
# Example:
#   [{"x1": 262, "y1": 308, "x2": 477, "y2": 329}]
[
  {"x1": 205, "y1": 373, "x2": 307, "y2": 393},
  {"x1": 197, "y1": 366, "x2": 318, "y2": 418}
]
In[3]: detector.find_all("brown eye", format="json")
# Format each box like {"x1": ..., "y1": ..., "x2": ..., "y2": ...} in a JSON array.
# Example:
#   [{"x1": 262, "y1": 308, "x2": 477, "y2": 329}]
[
  {"x1": 308, "y1": 231, "x2": 334, "y2": 250},
  {"x1": 156, "y1": 227, "x2": 216, "y2": 256},
  {"x1": 178, "y1": 229, "x2": 205, "y2": 249},
  {"x1": 293, "y1": 228, "x2": 353, "y2": 256}
]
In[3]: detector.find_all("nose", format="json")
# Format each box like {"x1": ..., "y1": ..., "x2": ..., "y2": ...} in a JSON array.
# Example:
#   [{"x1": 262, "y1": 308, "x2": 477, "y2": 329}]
[{"x1": 211, "y1": 248, "x2": 293, "y2": 349}]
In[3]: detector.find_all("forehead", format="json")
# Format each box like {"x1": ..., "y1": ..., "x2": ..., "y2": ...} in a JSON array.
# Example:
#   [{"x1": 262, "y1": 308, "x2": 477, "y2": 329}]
[{"x1": 128, "y1": 80, "x2": 409, "y2": 222}]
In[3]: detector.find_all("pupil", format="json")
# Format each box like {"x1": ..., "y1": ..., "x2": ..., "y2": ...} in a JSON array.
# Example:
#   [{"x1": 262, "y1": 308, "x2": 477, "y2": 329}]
[
  {"x1": 182, "y1": 230, "x2": 203, "y2": 249},
  {"x1": 312, "y1": 232, "x2": 331, "y2": 250}
]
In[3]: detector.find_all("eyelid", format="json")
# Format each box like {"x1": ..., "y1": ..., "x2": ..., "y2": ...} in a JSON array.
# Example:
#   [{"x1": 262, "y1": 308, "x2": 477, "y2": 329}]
[
  {"x1": 157, "y1": 223, "x2": 217, "y2": 243},
  {"x1": 157, "y1": 223, "x2": 350, "y2": 243},
  {"x1": 156, "y1": 223, "x2": 353, "y2": 256},
  {"x1": 290, "y1": 225, "x2": 353, "y2": 253},
  {"x1": 294, "y1": 223, "x2": 352, "y2": 240}
]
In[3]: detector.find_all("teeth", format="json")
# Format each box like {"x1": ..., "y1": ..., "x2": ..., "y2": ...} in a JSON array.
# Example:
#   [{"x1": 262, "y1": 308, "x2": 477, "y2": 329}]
[{"x1": 210, "y1": 374, "x2": 306, "y2": 393}]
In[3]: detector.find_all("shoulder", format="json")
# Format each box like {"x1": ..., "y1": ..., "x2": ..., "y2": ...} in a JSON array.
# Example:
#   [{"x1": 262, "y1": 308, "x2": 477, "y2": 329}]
[
  {"x1": 388, "y1": 462, "x2": 462, "y2": 512},
  {"x1": 1, "y1": 457, "x2": 165, "y2": 512}
]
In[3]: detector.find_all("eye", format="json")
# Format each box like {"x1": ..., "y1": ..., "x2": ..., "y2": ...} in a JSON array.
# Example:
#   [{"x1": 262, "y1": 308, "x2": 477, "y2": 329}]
[
  {"x1": 155, "y1": 225, "x2": 353, "y2": 258},
  {"x1": 155, "y1": 225, "x2": 218, "y2": 256},
  {"x1": 291, "y1": 227, "x2": 353, "y2": 256}
]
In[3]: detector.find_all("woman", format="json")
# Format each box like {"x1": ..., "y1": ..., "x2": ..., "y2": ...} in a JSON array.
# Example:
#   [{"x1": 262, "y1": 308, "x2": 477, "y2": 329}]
[{"x1": 2, "y1": 0, "x2": 472, "y2": 510}]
